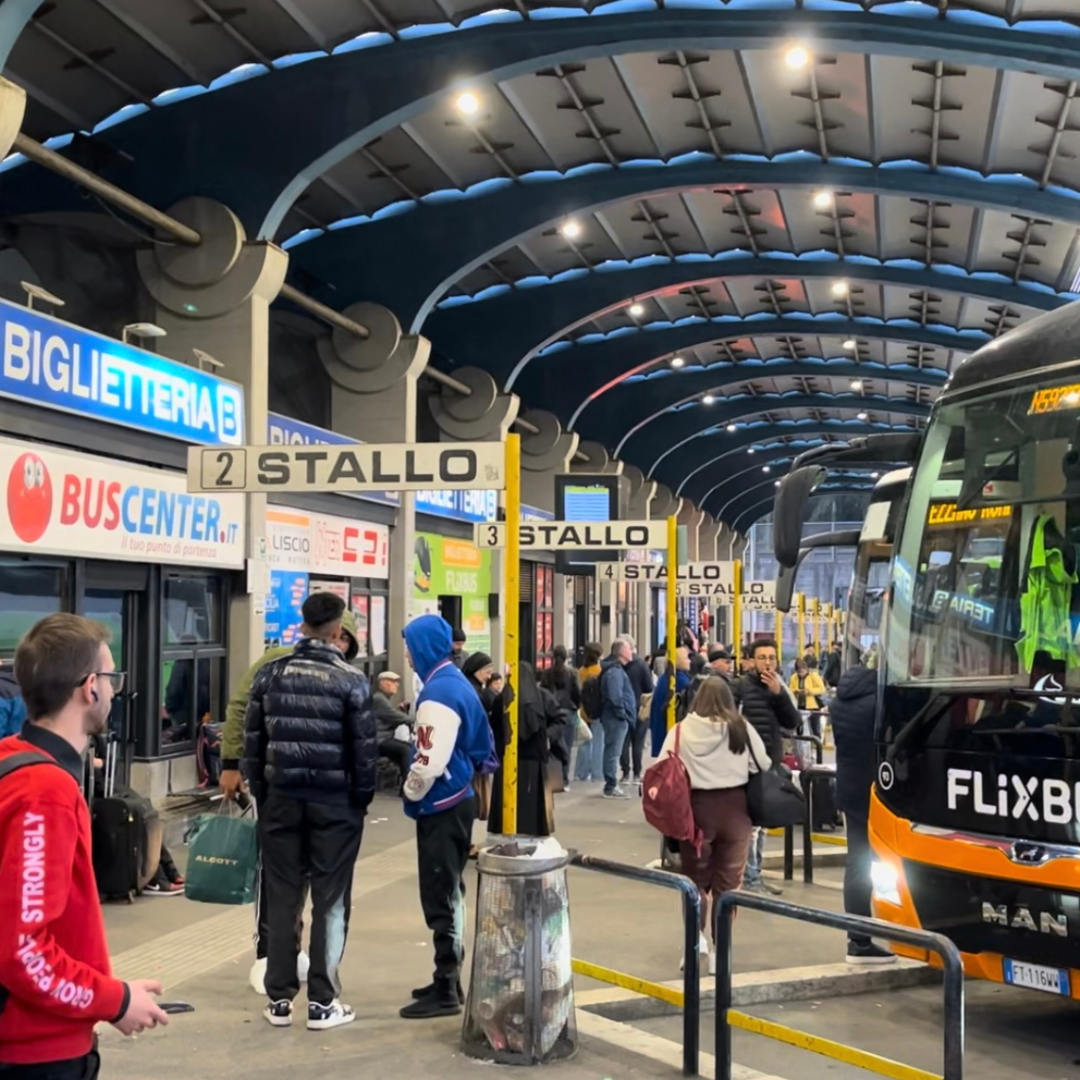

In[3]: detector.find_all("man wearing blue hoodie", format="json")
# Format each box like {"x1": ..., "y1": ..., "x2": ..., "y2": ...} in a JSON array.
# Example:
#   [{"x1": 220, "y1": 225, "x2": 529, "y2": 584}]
[{"x1": 400, "y1": 615, "x2": 495, "y2": 1020}]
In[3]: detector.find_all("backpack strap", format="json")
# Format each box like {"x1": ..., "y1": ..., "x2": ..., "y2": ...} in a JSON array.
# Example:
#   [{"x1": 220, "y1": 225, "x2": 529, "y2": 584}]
[{"x1": 0, "y1": 751, "x2": 58, "y2": 783}]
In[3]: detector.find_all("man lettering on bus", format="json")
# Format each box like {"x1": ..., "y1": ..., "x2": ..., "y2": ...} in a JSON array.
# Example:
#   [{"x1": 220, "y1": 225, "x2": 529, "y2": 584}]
[{"x1": 0, "y1": 614, "x2": 168, "y2": 1077}]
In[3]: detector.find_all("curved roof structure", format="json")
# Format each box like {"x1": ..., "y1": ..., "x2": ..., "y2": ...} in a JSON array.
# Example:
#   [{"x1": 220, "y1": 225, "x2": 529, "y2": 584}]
[{"x1": 4, "y1": 0, "x2": 1079, "y2": 531}]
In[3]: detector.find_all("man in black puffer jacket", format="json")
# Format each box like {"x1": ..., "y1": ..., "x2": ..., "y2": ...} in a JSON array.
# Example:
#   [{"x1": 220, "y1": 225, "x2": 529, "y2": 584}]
[
  {"x1": 243, "y1": 592, "x2": 376, "y2": 1031},
  {"x1": 829, "y1": 664, "x2": 895, "y2": 966},
  {"x1": 733, "y1": 638, "x2": 800, "y2": 895}
]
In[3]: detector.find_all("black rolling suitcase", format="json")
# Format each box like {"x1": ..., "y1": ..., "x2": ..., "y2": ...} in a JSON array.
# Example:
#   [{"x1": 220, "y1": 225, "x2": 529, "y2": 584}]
[
  {"x1": 805, "y1": 768, "x2": 843, "y2": 832},
  {"x1": 90, "y1": 738, "x2": 162, "y2": 902}
]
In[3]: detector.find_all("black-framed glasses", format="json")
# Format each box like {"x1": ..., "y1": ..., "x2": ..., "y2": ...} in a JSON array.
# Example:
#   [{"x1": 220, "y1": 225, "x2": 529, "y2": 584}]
[{"x1": 75, "y1": 671, "x2": 127, "y2": 694}]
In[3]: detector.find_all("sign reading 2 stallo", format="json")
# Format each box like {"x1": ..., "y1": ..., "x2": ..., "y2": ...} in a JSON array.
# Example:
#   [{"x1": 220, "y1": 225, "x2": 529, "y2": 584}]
[
  {"x1": 475, "y1": 520, "x2": 668, "y2": 550},
  {"x1": 187, "y1": 442, "x2": 506, "y2": 494}
]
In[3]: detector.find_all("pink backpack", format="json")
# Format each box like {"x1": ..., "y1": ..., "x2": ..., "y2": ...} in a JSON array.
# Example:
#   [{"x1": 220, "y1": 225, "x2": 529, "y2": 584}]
[{"x1": 641, "y1": 727, "x2": 703, "y2": 853}]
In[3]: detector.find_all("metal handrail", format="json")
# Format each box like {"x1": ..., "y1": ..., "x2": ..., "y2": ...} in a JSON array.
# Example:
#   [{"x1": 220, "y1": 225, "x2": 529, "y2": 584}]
[
  {"x1": 571, "y1": 853, "x2": 702, "y2": 1076},
  {"x1": 800, "y1": 763, "x2": 838, "y2": 884},
  {"x1": 715, "y1": 893, "x2": 965, "y2": 1080},
  {"x1": 780, "y1": 734, "x2": 824, "y2": 880}
]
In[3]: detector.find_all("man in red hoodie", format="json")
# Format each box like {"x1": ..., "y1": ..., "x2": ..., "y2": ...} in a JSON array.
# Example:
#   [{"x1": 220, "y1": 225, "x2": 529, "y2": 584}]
[{"x1": 0, "y1": 613, "x2": 169, "y2": 1078}]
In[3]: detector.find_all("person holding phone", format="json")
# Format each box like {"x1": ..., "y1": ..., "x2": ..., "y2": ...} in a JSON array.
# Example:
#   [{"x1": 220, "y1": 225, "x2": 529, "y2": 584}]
[
  {"x1": 732, "y1": 639, "x2": 800, "y2": 897},
  {"x1": 0, "y1": 614, "x2": 168, "y2": 1079}
]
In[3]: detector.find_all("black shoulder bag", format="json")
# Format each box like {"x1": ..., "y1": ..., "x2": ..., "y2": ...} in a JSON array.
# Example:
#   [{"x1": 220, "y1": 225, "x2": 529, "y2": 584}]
[{"x1": 746, "y1": 741, "x2": 805, "y2": 829}]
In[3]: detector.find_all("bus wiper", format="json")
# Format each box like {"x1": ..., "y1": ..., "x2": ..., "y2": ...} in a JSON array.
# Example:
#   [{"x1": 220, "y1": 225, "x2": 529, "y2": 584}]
[{"x1": 886, "y1": 693, "x2": 955, "y2": 767}]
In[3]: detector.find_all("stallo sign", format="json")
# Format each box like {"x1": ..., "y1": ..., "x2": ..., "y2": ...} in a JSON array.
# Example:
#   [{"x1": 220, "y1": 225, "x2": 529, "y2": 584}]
[
  {"x1": 474, "y1": 520, "x2": 668, "y2": 550},
  {"x1": 0, "y1": 301, "x2": 245, "y2": 445},
  {"x1": 595, "y1": 561, "x2": 734, "y2": 585},
  {"x1": 0, "y1": 438, "x2": 245, "y2": 568},
  {"x1": 265, "y1": 506, "x2": 389, "y2": 579}
]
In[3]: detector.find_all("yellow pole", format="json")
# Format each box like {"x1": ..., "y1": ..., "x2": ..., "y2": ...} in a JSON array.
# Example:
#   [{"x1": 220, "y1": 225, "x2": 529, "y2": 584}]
[
  {"x1": 502, "y1": 434, "x2": 520, "y2": 836},
  {"x1": 796, "y1": 592, "x2": 806, "y2": 661},
  {"x1": 812, "y1": 597, "x2": 822, "y2": 661},
  {"x1": 666, "y1": 515, "x2": 678, "y2": 730},
  {"x1": 776, "y1": 605, "x2": 784, "y2": 668},
  {"x1": 733, "y1": 559, "x2": 743, "y2": 668}
]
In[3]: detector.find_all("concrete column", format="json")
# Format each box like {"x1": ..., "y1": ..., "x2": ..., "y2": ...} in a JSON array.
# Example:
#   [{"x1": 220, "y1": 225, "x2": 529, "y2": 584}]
[
  {"x1": 429, "y1": 367, "x2": 519, "y2": 671},
  {"x1": 318, "y1": 301, "x2": 431, "y2": 681},
  {"x1": 519, "y1": 409, "x2": 578, "y2": 513},
  {"x1": 0, "y1": 77, "x2": 25, "y2": 158},
  {"x1": 571, "y1": 441, "x2": 623, "y2": 476},
  {"x1": 677, "y1": 503, "x2": 705, "y2": 562},
  {"x1": 651, "y1": 483, "x2": 683, "y2": 522},
  {"x1": 138, "y1": 196, "x2": 288, "y2": 795},
  {"x1": 699, "y1": 513, "x2": 722, "y2": 562},
  {"x1": 624, "y1": 465, "x2": 657, "y2": 653}
]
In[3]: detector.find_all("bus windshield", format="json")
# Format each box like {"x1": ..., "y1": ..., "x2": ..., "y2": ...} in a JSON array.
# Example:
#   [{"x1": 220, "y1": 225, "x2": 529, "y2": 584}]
[{"x1": 887, "y1": 369, "x2": 1080, "y2": 692}]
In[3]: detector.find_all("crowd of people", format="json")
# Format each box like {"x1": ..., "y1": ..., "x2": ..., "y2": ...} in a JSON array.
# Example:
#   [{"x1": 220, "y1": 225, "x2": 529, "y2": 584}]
[{"x1": 0, "y1": 597, "x2": 888, "y2": 1077}]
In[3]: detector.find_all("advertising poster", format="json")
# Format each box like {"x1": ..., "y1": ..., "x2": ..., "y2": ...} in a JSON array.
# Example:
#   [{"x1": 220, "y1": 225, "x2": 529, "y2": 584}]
[
  {"x1": 410, "y1": 532, "x2": 492, "y2": 656},
  {"x1": 265, "y1": 571, "x2": 308, "y2": 647}
]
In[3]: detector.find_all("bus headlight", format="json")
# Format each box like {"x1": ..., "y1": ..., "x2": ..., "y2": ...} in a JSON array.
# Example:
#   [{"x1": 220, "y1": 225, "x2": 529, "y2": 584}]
[{"x1": 871, "y1": 860, "x2": 902, "y2": 906}]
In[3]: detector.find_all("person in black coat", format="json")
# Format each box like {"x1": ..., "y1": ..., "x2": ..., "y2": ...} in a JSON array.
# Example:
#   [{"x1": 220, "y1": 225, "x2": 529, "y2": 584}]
[
  {"x1": 732, "y1": 638, "x2": 799, "y2": 896},
  {"x1": 540, "y1": 645, "x2": 580, "y2": 786},
  {"x1": 242, "y1": 592, "x2": 377, "y2": 1025},
  {"x1": 829, "y1": 665, "x2": 894, "y2": 965}
]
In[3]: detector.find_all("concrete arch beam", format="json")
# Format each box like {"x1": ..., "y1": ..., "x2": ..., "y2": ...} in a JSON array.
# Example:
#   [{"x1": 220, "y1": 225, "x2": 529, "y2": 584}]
[
  {"x1": 426, "y1": 258, "x2": 1064, "y2": 392},
  {"x1": 650, "y1": 420, "x2": 891, "y2": 493},
  {"x1": 601, "y1": 360, "x2": 945, "y2": 455},
  {"x1": 289, "y1": 158, "x2": 1080, "y2": 337},
  {"x1": 503, "y1": 318, "x2": 979, "y2": 429},
  {"x1": 640, "y1": 395, "x2": 929, "y2": 476}
]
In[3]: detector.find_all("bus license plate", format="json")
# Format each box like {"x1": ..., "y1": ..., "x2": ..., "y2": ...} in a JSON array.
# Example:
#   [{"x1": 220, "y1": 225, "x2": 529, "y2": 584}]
[{"x1": 1003, "y1": 959, "x2": 1071, "y2": 996}]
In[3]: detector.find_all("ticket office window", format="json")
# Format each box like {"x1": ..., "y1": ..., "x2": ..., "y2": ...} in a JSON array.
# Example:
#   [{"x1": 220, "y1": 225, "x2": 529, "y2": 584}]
[
  {"x1": 160, "y1": 573, "x2": 227, "y2": 754},
  {"x1": 350, "y1": 579, "x2": 389, "y2": 678}
]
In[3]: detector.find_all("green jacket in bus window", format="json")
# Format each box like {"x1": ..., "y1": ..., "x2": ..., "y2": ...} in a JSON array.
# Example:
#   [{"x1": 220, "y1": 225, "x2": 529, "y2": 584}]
[{"x1": 1017, "y1": 514, "x2": 1077, "y2": 670}]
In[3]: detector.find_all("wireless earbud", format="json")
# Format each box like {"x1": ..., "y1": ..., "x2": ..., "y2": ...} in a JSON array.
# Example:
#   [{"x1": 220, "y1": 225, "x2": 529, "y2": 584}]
[{"x1": 91, "y1": 689, "x2": 99, "y2": 702}]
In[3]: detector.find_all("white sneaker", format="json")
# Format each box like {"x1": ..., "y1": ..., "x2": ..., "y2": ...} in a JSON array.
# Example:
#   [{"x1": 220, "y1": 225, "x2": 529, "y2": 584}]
[
  {"x1": 307, "y1": 999, "x2": 356, "y2": 1031},
  {"x1": 708, "y1": 950, "x2": 717, "y2": 977},
  {"x1": 264, "y1": 999, "x2": 292, "y2": 1027},
  {"x1": 250, "y1": 952, "x2": 311, "y2": 994}
]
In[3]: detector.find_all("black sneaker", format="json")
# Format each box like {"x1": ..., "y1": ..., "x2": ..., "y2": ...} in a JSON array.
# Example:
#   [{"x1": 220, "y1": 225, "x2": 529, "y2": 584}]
[
  {"x1": 307, "y1": 1000, "x2": 356, "y2": 1030},
  {"x1": 264, "y1": 999, "x2": 293, "y2": 1027},
  {"x1": 411, "y1": 979, "x2": 464, "y2": 1003},
  {"x1": 400, "y1": 981, "x2": 462, "y2": 1019},
  {"x1": 846, "y1": 942, "x2": 897, "y2": 966}
]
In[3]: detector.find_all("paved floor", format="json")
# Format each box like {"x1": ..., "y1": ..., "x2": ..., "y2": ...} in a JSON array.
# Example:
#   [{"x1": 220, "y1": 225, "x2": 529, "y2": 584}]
[{"x1": 91, "y1": 782, "x2": 1061, "y2": 1080}]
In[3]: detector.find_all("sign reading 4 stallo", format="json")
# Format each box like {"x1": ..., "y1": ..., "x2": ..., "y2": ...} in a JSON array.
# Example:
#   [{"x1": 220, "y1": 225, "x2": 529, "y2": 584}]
[
  {"x1": 595, "y1": 561, "x2": 734, "y2": 586},
  {"x1": 187, "y1": 442, "x2": 506, "y2": 494},
  {"x1": 475, "y1": 520, "x2": 668, "y2": 550}
]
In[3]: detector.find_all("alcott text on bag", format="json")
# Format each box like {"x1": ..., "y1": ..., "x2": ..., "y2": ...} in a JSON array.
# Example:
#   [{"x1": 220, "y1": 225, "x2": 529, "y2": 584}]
[{"x1": 641, "y1": 727, "x2": 702, "y2": 852}]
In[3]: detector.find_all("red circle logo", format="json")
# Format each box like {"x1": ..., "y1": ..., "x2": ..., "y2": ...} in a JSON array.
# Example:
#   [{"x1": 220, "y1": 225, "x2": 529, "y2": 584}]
[{"x1": 7, "y1": 453, "x2": 53, "y2": 543}]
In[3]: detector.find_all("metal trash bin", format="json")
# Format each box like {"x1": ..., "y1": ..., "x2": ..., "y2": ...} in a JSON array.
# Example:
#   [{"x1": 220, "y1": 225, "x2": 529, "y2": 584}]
[{"x1": 461, "y1": 837, "x2": 577, "y2": 1065}]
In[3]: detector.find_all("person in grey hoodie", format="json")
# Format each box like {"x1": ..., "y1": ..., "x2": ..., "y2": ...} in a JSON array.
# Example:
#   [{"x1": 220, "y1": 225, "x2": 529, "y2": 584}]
[{"x1": 598, "y1": 639, "x2": 637, "y2": 799}]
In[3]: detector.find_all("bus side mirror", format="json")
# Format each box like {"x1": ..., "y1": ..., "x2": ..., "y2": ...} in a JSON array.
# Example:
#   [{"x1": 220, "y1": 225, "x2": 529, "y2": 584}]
[{"x1": 774, "y1": 466, "x2": 827, "y2": 568}]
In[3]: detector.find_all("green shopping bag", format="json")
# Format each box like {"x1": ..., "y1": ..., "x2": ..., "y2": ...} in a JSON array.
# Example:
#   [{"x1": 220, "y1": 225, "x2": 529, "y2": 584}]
[{"x1": 184, "y1": 805, "x2": 258, "y2": 905}]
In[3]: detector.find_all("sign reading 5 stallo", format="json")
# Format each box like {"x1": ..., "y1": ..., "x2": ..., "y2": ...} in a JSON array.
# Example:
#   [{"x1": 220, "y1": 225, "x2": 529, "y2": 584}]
[
  {"x1": 187, "y1": 442, "x2": 506, "y2": 494},
  {"x1": 475, "y1": 520, "x2": 668, "y2": 550},
  {"x1": 671, "y1": 580, "x2": 777, "y2": 603}
]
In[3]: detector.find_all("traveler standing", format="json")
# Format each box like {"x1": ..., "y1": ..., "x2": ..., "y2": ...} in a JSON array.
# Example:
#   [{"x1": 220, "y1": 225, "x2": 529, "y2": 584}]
[
  {"x1": 243, "y1": 593, "x2": 377, "y2": 1031},
  {"x1": 540, "y1": 645, "x2": 580, "y2": 787},
  {"x1": 400, "y1": 615, "x2": 495, "y2": 1020},
  {"x1": 599, "y1": 640, "x2": 637, "y2": 799},
  {"x1": 789, "y1": 658, "x2": 827, "y2": 711},
  {"x1": 658, "y1": 677, "x2": 770, "y2": 973},
  {"x1": 0, "y1": 614, "x2": 169, "y2": 1076},
  {"x1": 373, "y1": 671, "x2": 413, "y2": 787},
  {"x1": 450, "y1": 627, "x2": 469, "y2": 670},
  {"x1": 221, "y1": 607, "x2": 359, "y2": 995},
  {"x1": 618, "y1": 636, "x2": 654, "y2": 785},
  {"x1": 706, "y1": 648, "x2": 734, "y2": 682},
  {"x1": 822, "y1": 640, "x2": 843, "y2": 689},
  {"x1": 733, "y1": 639, "x2": 800, "y2": 896},
  {"x1": 574, "y1": 644, "x2": 604, "y2": 783},
  {"x1": 830, "y1": 665, "x2": 895, "y2": 965}
]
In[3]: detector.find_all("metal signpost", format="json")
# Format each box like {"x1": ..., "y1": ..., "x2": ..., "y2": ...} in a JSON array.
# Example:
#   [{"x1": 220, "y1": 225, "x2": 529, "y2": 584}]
[
  {"x1": 796, "y1": 592, "x2": 807, "y2": 658},
  {"x1": 733, "y1": 560, "x2": 743, "y2": 668},
  {"x1": 503, "y1": 435, "x2": 520, "y2": 835},
  {"x1": 667, "y1": 516, "x2": 678, "y2": 732}
]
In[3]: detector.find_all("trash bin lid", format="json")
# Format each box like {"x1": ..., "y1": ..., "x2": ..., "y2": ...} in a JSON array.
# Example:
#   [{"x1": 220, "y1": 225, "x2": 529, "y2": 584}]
[{"x1": 478, "y1": 837, "x2": 571, "y2": 877}]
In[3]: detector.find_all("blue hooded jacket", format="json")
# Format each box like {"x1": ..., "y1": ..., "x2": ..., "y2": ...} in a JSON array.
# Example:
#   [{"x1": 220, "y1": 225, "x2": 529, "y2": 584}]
[
  {"x1": 0, "y1": 669, "x2": 26, "y2": 740},
  {"x1": 649, "y1": 668, "x2": 690, "y2": 757},
  {"x1": 402, "y1": 615, "x2": 494, "y2": 819}
]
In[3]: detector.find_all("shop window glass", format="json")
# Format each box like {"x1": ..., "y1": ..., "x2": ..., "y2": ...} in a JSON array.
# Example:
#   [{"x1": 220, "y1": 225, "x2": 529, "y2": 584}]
[
  {"x1": 160, "y1": 654, "x2": 226, "y2": 750},
  {"x1": 0, "y1": 564, "x2": 66, "y2": 657},
  {"x1": 162, "y1": 576, "x2": 222, "y2": 646}
]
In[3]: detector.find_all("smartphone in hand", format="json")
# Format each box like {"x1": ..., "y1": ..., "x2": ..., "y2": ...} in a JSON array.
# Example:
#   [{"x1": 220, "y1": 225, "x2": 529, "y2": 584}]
[{"x1": 159, "y1": 1002, "x2": 195, "y2": 1015}]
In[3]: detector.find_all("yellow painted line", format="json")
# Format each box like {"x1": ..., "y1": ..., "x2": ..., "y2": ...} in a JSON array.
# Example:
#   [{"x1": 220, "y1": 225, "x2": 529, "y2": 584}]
[
  {"x1": 765, "y1": 827, "x2": 848, "y2": 848},
  {"x1": 726, "y1": 1009, "x2": 942, "y2": 1080},
  {"x1": 571, "y1": 959, "x2": 685, "y2": 1008}
]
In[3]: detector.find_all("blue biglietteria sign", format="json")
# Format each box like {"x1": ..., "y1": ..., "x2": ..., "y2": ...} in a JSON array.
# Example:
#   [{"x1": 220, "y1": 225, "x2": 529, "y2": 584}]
[{"x1": 0, "y1": 300, "x2": 244, "y2": 445}]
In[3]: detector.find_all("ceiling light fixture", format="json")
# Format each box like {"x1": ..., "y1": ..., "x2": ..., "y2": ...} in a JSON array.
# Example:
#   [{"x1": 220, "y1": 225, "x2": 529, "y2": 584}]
[
  {"x1": 670, "y1": 356, "x2": 686, "y2": 368},
  {"x1": 850, "y1": 379, "x2": 863, "y2": 391},
  {"x1": 843, "y1": 338, "x2": 857, "y2": 350},
  {"x1": 762, "y1": 466, "x2": 771, "y2": 473},
  {"x1": 871, "y1": 472, "x2": 880, "y2": 480},
  {"x1": 747, "y1": 448, "x2": 755, "y2": 455},
  {"x1": 785, "y1": 45, "x2": 810, "y2": 70},
  {"x1": 702, "y1": 394, "x2": 716, "y2": 405},
  {"x1": 628, "y1": 302, "x2": 645, "y2": 317},
  {"x1": 812, "y1": 190, "x2": 832, "y2": 210},
  {"x1": 456, "y1": 91, "x2": 480, "y2": 116},
  {"x1": 775, "y1": 480, "x2": 782, "y2": 488},
  {"x1": 122, "y1": 322, "x2": 167, "y2": 345},
  {"x1": 831, "y1": 280, "x2": 849, "y2": 297},
  {"x1": 857, "y1": 411, "x2": 868, "y2": 420},
  {"x1": 726, "y1": 423, "x2": 737, "y2": 433},
  {"x1": 560, "y1": 219, "x2": 582, "y2": 240}
]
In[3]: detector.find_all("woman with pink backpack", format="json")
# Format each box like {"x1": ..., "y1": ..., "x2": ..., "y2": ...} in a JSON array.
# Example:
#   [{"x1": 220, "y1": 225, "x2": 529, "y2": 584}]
[{"x1": 646, "y1": 677, "x2": 771, "y2": 973}]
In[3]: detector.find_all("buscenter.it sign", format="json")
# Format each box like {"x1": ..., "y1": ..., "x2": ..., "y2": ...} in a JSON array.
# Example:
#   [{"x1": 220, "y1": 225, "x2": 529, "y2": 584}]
[
  {"x1": 187, "y1": 442, "x2": 506, "y2": 494},
  {"x1": 474, "y1": 520, "x2": 668, "y2": 550}
]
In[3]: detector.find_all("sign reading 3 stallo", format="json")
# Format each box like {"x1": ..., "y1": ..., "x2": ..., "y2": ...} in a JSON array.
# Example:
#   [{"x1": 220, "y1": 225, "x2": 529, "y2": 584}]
[
  {"x1": 595, "y1": 561, "x2": 734, "y2": 586},
  {"x1": 475, "y1": 520, "x2": 667, "y2": 551},
  {"x1": 187, "y1": 442, "x2": 506, "y2": 494}
]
